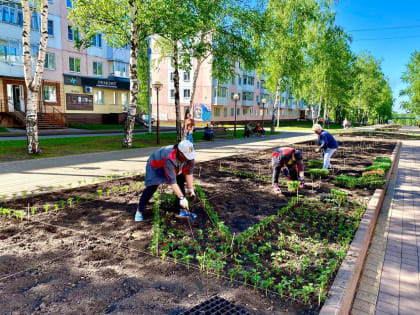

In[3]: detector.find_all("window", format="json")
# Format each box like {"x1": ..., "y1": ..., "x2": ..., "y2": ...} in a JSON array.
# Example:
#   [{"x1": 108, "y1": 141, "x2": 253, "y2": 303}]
[
  {"x1": 215, "y1": 87, "x2": 227, "y2": 98},
  {"x1": 44, "y1": 86, "x2": 57, "y2": 102},
  {"x1": 93, "y1": 61, "x2": 103, "y2": 76},
  {"x1": 66, "y1": 0, "x2": 73, "y2": 8},
  {"x1": 237, "y1": 108, "x2": 240, "y2": 116},
  {"x1": 183, "y1": 89, "x2": 190, "y2": 98},
  {"x1": 183, "y1": 71, "x2": 190, "y2": 81},
  {"x1": 67, "y1": 26, "x2": 73, "y2": 41},
  {"x1": 224, "y1": 108, "x2": 227, "y2": 117},
  {"x1": 69, "y1": 57, "x2": 81, "y2": 73},
  {"x1": 243, "y1": 76, "x2": 247, "y2": 85},
  {"x1": 170, "y1": 89, "x2": 175, "y2": 98},
  {"x1": 113, "y1": 62, "x2": 128, "y2": 77},
  {"x1": 231, "y1": 108, "x2": 234, "y2": 116},
  {"x1": 256, "y1": 95, "x2": 259, "y2": 102},
  {"x1": 113, "y1": 92, "x2": 117, "y2": 104},
  {"x1": 92, "y1": 34, "x2": 102, "y2": 48},
  {"x1": 214, "y1": 108, "x2": 220, "y2": 117},
  {"x1": 31, "y1": 45, "x2": 39, "y2": 58},
  {"x1": 250, "y1": 108, "x2": 253, "y2": 116},
  {"x1": 231, "y1": 77, "x2": 235, "y2": 85},
  {"x1": 242, "y1": 92, "x2": 254, "y2": 101},
  {"x1": 243, "y1": 108, "x2": 248, "y2": 115},
  {"x1": 170, "y1": 72, "x2": 174, "y2": 81},
  {"x1": 94, "y1": 90, "x2": 104, "y2": 104},
  {"x1": 257, "y1": 81, "x2": 259, "y2": 89},
  {"x1": 248, "y1": 77, "x2": 254, "y2": 85},
  {"x1": 121, "y1": 92, "x2": 128, "y2": 105},
  {"x1": 48, "y1": 20, "x2": 54, "y2": 36},
  {"x1": 45, "y1": 53, "x2": 56, "y2": 70}
]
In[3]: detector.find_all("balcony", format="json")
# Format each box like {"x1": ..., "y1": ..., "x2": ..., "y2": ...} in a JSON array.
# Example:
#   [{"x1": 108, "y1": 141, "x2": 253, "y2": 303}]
[
  {"x1": 242, "y1": 99, "x2": 254, "y2": 107},
  {"x1": 110, "y1": 71, "x2": 129, "y2": 78},
  {"x1": 212, "y1": 96, "x2": 228, "y2": 106},
  {"x1": 107, "y1": 47, "x2": 130, "y2": 61}
]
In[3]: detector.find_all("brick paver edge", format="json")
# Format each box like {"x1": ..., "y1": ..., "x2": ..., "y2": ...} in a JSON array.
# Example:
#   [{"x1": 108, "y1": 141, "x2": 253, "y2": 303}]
[{"x1": 320, "y1": 141, "x2": 402, "y2": 315}]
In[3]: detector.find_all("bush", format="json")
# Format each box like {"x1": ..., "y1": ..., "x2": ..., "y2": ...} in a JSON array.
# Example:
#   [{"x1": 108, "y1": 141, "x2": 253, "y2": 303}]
[
  {"x1": 307, "y1": 160, "x2": 323, "y2": 169},
  {"x1": 308, "y1": 169, "x2": 329, "y2": 178}
]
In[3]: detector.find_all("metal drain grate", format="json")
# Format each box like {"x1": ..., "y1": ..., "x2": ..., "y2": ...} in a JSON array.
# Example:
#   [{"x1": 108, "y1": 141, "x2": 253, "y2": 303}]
[{"x1": 182, "y1": 296, "x2": 251, "y2": 315}]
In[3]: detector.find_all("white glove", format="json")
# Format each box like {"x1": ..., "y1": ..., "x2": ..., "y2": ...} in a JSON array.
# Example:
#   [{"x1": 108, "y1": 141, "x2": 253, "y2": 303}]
[
  {"x1": 315, "y1": 148, "x2": 320, "y2": 153},
  {"x1": 179, "y1": 196, "x2": 189, "y2": 209},
  {"x1": 186, "y1": 188, "x2": 196, "y2": 200}
]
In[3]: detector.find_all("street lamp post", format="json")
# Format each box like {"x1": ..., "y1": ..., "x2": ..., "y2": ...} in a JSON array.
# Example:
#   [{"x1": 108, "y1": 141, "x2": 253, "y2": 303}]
[
  {"x1": 233, "y1": 93, "x2": 239, "y2": 137},
  {"x1": 152, "y1": 81, "x2": 163, "y2": 144},
  {"x1": 261, "y1": 98, "x2": 267, "y2": 130}
]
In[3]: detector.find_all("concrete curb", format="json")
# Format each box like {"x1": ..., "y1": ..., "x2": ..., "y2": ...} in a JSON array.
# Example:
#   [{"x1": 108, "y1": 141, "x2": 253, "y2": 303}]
[{"x1": 319, "y1": 140, "x2": 402, "y2": 315}]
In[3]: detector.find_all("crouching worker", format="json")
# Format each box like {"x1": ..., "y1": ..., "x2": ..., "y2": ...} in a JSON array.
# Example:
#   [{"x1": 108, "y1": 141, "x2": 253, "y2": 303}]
[
  {"x1": 272, "y1": 147, "x2": 305, "y2": 193},
  {"x1": 135, "y1": 140, "x2": 197, "y2": 222}
]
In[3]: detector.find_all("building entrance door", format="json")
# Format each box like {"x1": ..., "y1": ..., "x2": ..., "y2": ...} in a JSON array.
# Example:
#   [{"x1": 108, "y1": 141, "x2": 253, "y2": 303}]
[{"x1": 7, "y1": 84, "x2": 25, "y2": 112}]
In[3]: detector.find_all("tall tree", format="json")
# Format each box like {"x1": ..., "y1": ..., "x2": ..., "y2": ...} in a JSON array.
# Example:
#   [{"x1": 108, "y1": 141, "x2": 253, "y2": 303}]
[
  {"x1": 21, "y1": 0, "x2": 50, "y2": 154},
  {"x1": 259, "y1": 0, "x2": 316, "y2": 132},
  {"x1": 70, "y1": 0, "x2": 158, "y2": 147},
  {"x1": 400, "y1": 51, "x2": 420, "y2": 116}
]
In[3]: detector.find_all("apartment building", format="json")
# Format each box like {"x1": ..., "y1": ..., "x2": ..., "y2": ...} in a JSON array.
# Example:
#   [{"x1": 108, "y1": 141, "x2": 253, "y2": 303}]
[
  {"x1": 150, "y1": 53, "x2": 309, "y2": 124},
  {"x1": 0, "y1": 0, "x2": 131, "y2": 128}
]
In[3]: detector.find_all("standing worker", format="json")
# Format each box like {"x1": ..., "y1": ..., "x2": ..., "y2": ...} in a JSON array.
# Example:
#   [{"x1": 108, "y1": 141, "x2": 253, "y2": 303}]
[
  {"x1": 312, "y1": 123, "x2": 339, "y2": 169},
  {"x1": 272, "y1": 147, "x2": 305, "y2": 193},
  {"x1": 184, "y1": 112, "x2": 195, "y2": 143},
  {"x1": 135, "y1": 140, "x2": 197, "y2": 222}
]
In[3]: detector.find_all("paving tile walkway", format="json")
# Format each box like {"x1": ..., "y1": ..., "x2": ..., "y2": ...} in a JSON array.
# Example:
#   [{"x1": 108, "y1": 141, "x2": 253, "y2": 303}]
[
  {"x1": 0, "y1": 131, "x2": 315, "y2": 199},
  {"x1": 352, "y1": 140, "x2": 420, "y2": 315}
]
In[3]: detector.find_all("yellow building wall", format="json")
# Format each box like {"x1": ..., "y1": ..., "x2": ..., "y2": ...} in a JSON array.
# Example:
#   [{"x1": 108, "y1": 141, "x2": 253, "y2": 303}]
[{"x1": 64, "y1": 85, "x2": 129, "y2": 114}]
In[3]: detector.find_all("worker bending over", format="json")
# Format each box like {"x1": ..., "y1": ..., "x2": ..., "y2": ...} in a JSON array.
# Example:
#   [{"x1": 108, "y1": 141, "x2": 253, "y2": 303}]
[
  {"x1": 272, "y1": 147, "x2": 305, "y2": 193},
  {"x1": 135, "y1": 140, "x2": 196, "y2": 222}
]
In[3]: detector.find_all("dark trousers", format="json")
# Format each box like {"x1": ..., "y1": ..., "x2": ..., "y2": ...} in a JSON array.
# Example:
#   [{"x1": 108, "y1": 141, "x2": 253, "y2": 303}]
[
  {"x1": 272, "y1": 159, "x2": 298, "y2": 185},
  {"x1": 137, "y1": 174, "x2": 186, "y2": 212}
]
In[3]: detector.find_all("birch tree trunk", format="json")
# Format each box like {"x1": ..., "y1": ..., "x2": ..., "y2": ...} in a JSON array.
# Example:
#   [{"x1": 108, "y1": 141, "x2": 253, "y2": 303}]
[
  {"x1": 172, "y1": 42, "x2": 182, "y2": 142},
  {"x1": 22, "y1": 0, "x2": 49, "y2": 154},
  {"x1": 271, "y1": 77, "x2": 282, "y2": 132},
  {"x1": 316, "y1": 96, "x2": 322, "y2": 123},
  {"x1": 311, "y1": 83, "x2": 316, "y2": 124},
  {"x1": 123, "y1": 1, "x2": 139, "y2": 148},
  {"x1": 323, "y1": 101, "x2": 327, "y2": 128}
]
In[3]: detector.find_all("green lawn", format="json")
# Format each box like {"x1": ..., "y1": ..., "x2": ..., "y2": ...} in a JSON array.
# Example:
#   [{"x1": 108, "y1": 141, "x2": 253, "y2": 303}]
[
  {"x1": 68, "y1": 123, "x2": 146, "y2": 130},
  {"x1": 0, "y1": 128, "x2": 282, "y2": 162},
  {"x1": 219, "y1": 121, "x2": 343, "y2": 131},
  {"x1": 0, "y1": 127, "x2": 9, "y2": 132}
]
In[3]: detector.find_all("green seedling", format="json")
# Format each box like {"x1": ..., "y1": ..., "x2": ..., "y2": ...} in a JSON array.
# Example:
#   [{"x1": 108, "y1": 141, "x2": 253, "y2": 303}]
[
  {"x1": 307, "y1": 160, "x2": 323, "y2": 169},
  {"x1": 54, "y1": 203, "x2": 59, "y2": 212},
  {"x1": 67, "y1": 198, "x2": 74, "y2": 207},
  {"x1": 44, "y1": 204, "x2": 50, "y2": 213},
  {"x1": 31, "y1": 206, "x2": 38, "y2": 215},
  {"x1": 21, "y1": 190, "x2": 28, "y2": 198}
]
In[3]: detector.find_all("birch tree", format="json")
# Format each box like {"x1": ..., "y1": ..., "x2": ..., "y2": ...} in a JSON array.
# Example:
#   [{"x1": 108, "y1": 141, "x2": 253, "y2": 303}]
[
  {"x1": 21, "y1": 0, "x2": 49, "y2": 154},
  {"x1": 70, "y1": 0, "x2": 156, "y2": 147},
  {"x1": 400, "y1": 51, "x2": 420, "y2": 116},
  {"x1": 259, "y1": 0, "x2": 316, "y2": 132}
]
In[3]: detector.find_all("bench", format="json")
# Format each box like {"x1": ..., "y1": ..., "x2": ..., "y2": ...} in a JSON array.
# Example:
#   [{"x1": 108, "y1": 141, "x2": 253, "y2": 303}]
[{"x1": 212, "y1": 127, "x2": 234, "y2": 140}]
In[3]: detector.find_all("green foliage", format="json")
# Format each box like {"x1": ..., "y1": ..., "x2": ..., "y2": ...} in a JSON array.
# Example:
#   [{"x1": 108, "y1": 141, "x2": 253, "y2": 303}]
[
  {"x1": 334, "y1": 175, "x2": 358, "y2": 189},
  {"x1": 287, "y1": 181, "x2": 300, "y2": 192},
  {"x1": 365, "y1": 162, "x2": 391, "y2": 171},
  {"x1": 308, "y1": 169, "x2": 329, "y2": 178},
  {"x1": 307, "y1": 160, "x2": 323, "y2": 169},
  {"x1": 400, "y1": 50, "x2": 420, "y2": 116}
]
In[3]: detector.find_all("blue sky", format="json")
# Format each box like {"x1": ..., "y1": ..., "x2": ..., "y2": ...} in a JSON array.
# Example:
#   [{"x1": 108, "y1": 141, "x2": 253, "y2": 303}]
[{"x1": 334, "y1": 0, "x2": 420, "y2": 113}]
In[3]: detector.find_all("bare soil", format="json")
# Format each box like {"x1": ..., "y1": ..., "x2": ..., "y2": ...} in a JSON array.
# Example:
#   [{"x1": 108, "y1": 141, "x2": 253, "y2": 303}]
[{"x1": 0, "y1": 137, "x2": 396, "y2": 315}]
